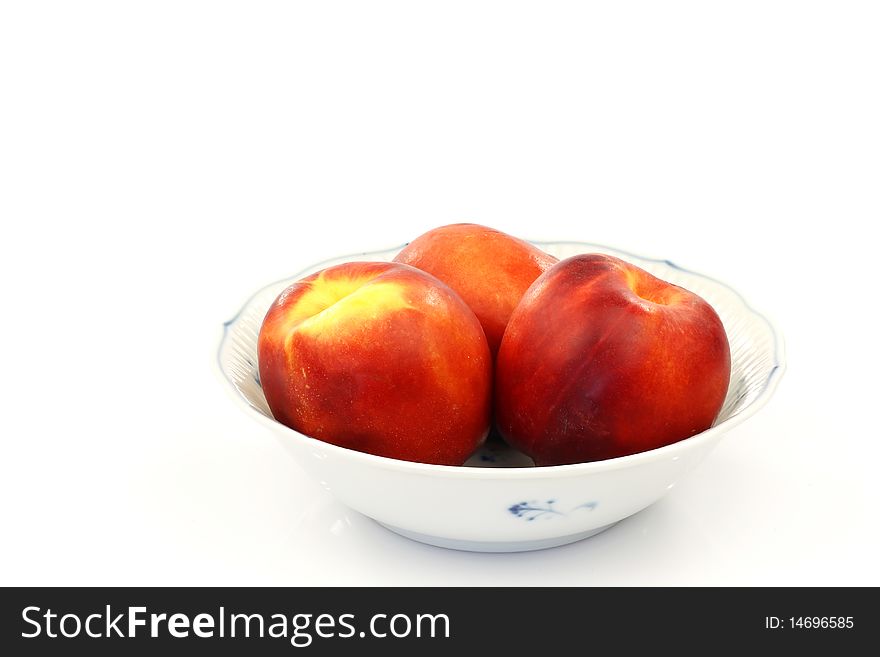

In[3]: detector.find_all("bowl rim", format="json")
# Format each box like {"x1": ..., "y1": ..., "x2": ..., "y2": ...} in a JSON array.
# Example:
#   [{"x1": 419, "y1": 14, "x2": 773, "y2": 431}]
[{"x1": 216, "y1": 240, "x2": 786, "y2": 480}]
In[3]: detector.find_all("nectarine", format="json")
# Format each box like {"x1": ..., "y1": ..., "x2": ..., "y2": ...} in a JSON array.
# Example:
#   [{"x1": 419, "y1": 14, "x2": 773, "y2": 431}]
[
  {"x1": 394, "y1": 224, "x2": 558, "y2": 356},
  {"x1": 495, "y1": 254, "x2": 731, "y2": 465},
  {"x1": 258, "y1": 261, "x2": 492, "y2": 465}
]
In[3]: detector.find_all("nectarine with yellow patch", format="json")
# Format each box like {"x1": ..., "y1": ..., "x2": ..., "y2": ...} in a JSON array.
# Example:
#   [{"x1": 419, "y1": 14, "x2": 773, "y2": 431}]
[{"x1": 258, "y1": 262, "x2": 492, "y2": 465}]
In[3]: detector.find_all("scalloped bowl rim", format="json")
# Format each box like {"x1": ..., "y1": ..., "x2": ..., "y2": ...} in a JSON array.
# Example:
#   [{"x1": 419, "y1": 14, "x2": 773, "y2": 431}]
[{"x1": 217, "y1": 240, "x2": 786, "y2": 480}]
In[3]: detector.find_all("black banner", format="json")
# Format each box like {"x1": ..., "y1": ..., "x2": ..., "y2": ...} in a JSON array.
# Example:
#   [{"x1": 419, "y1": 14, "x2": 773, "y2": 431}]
[{"x1": 0, "y1": 587, "x2": 871, "y2": 655}]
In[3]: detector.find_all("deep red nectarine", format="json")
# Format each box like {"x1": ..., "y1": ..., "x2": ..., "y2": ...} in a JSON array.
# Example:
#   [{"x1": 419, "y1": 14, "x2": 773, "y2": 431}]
[{"x1": 495, "y1": 254, "x2": 731, "y2": 465}]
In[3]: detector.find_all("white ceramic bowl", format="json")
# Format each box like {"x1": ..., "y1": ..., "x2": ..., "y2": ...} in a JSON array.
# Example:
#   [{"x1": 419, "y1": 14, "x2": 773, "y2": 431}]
[{"x1": 218, "y1": 241, "x2": 785, "y2": 552}]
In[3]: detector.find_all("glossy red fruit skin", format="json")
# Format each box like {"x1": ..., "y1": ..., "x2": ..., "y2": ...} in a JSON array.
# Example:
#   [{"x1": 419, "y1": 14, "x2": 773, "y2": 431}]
[
  {"x1": 495, "y1": 254, "x2": 731, "y2": 466},
  {"x1": 258, "y1": 261, "x2": 492, "y2": 466},
  {"x1": 394, "y1": 223, "x2": 558, "y2": 357}
]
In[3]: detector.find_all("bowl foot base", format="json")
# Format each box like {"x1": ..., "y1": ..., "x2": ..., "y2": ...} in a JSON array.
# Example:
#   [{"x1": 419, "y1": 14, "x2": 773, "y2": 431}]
[{"x1": 377, "y1": 522, "x2": 618, "y2": 553}]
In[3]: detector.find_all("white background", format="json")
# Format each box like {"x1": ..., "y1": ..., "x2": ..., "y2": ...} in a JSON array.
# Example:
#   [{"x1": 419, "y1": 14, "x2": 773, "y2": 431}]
[{"x1": 1, "y1": 1, "x2": 878, "y2": 585}]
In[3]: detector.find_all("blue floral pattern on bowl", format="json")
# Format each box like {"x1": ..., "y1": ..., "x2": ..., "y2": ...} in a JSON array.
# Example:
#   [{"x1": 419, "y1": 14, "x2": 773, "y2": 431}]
[{"x1": 509, "y1": 500, "x2": 598, "y2": 521}]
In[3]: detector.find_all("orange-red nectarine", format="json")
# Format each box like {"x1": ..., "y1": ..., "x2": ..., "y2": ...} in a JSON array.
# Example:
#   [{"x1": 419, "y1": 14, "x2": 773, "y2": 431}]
[
  {"x1": 258, "y1": 261, "x2": 492, "y2": 465},
  {"x1": 394, "y1": 224, "x2": 558, "y2": 356}
]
